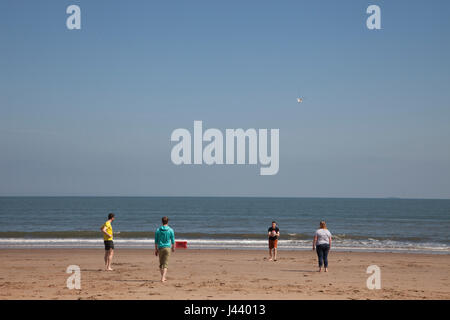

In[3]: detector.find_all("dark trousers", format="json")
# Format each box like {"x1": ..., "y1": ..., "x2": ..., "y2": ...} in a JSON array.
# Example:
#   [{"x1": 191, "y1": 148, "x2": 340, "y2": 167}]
[{"x1": 316, "y1": 244, "x2": 330, "y2": 268}]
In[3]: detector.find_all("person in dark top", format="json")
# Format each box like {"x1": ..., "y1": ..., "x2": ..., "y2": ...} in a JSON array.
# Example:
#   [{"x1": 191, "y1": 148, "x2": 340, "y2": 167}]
[{"x1": 268, "y1": 221, "x2": 280, "y2": 261}]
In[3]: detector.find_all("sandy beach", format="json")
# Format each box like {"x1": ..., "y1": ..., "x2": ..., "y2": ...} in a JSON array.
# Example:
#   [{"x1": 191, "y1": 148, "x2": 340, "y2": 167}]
[{"x1": 0, "y1": 248, "x2": 449, "y2": 300}]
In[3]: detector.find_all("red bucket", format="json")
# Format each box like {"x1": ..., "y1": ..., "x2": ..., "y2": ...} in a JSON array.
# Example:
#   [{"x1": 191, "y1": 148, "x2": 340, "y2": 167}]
[{"x1": 175, "y1": 241, "x2": 187, "y2": 249}]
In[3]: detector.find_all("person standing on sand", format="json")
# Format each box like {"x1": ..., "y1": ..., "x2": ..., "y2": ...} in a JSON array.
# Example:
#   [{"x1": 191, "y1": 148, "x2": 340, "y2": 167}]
[
  {"x1": 155, "y1": 216, "x2": 175, "y2": 282},
  {"x1": 313, "y1": 220, "x2": 332, "y2": 272},
  {"x1": 100, "y1": 213, "x2": 115, "y2": 271},
  {"x1": 268, "y1": 221, "x2": 280, "y2": 261}
]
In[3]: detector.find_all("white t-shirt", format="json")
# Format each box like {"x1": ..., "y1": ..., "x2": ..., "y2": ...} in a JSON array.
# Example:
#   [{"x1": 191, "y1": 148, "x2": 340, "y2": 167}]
[{"x1": 314, "y1": 229, "x2": 332, "y2": 245}]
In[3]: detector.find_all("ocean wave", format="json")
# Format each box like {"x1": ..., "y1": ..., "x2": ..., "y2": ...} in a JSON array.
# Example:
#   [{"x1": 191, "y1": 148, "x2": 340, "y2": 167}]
[
  {"x1": 0, "y1": 237, "x2": 448, "y2": 254},
  {"x1": 0, "y1": 231, "x2": 441, "y2": 243}
]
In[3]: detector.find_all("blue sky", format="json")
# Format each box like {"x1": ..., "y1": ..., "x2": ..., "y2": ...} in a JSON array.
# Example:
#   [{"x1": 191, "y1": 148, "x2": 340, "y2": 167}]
[{"x1": 1, "y1": 0, "x2": 449, "y2": 198}]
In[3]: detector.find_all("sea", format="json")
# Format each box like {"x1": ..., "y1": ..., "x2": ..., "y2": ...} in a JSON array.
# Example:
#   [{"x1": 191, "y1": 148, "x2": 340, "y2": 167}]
[{"x1": 0, "y1": 197, "x2": 448, "y2": 254}]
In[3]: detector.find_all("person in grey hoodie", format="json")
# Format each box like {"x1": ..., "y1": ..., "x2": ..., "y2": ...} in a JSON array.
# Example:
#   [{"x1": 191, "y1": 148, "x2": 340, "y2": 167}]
[{"x1": 154, "y1": 216, "x2": 175, "y2": 282}]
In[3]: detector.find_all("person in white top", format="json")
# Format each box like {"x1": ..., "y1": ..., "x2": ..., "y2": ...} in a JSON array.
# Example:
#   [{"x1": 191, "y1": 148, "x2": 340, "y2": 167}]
[{"x1": 313, "y1": 221, "x2": 332, "y2": 272}]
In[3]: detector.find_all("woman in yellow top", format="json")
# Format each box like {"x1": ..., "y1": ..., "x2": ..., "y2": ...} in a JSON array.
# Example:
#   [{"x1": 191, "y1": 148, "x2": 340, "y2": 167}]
[{"x1": 100, "y1": 213, "x2": 115, "y2": 271}]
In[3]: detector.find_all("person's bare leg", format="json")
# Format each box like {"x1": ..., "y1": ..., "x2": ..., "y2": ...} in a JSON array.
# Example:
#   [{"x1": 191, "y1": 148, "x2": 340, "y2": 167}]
[
  {"x1": 105, "y1": 251, "x2": 110, "y2": 270},
  {"x1": 324, "y1": 268, "x2": 328, "y2": 272},
  {"x1": 161, "y1": 268, "x2": 168, "y2": 282},
  {"x1": 104, "y1": 251, "x2": 108, "y2": 268},
  {"x1": 106, "y1": 249, "x2": 114, "y2": 271},
  {"x1": 109, "y1": 250, "x2": 114, "y2": 270},
  {"x1": 268, "y1": 249, "x2": 273, "y2": 261},
  {"x1": 274, "y1": 248, "x2": 278, "y2": 261}
]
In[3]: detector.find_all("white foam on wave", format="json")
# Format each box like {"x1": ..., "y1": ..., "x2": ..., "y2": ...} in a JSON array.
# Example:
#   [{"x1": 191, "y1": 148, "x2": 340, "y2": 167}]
[{"x1": 0, "y1": 238, "x2": 448, "y2": 253}]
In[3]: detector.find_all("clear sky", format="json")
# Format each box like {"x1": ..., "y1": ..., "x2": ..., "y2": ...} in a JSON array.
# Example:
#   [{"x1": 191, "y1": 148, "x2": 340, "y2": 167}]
[{"x1": 1, "y1": 0, "x2": 449, "y2": 198}]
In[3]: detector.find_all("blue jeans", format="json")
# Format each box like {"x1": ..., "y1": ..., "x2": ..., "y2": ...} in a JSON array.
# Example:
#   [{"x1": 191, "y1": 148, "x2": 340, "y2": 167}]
[{"x1": 316, "y1": 244, "x2": 330, "y2": 268}]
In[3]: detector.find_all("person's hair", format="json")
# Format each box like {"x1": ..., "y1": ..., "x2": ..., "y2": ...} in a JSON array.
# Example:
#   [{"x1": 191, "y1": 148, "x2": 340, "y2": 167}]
[
  {"x1": 272, "y1": 221, "x2": 276, "y2": 225},
  {"x1": 162, "y1": 216, "x2": 169, "y2": 225},
  {"x1": 108, "y1": 213, "x2": 115, "y2": 220},
  {"x1": 319, "y1": 220, "x2": 327, "y2": 229}
]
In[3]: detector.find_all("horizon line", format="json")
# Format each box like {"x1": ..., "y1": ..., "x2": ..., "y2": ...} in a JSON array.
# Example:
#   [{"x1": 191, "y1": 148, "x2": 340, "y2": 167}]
[{"x1": 0, "y1": 195, "x2": 449, "y2": 200}]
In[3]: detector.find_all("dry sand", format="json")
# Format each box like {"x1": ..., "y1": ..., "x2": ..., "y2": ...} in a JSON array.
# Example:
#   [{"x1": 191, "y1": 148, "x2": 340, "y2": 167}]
[{"x1": 0, "y1": 249, "x2": 449, "y2": 300}]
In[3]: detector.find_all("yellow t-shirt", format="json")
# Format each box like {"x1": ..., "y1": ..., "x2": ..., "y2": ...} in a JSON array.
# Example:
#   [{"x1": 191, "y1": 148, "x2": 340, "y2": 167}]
[{"x1": 102, "y1": 220, "x2": 113, "y2": 241}]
